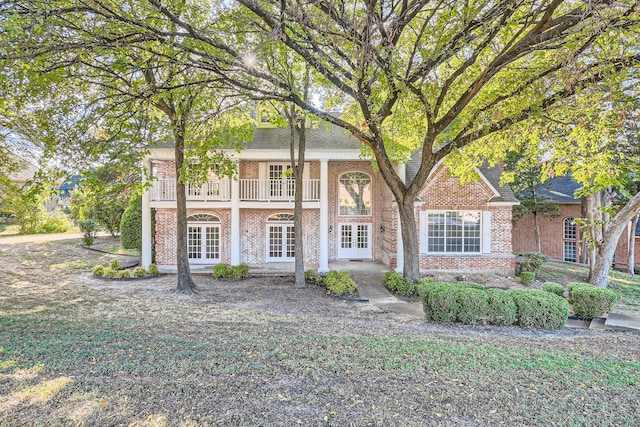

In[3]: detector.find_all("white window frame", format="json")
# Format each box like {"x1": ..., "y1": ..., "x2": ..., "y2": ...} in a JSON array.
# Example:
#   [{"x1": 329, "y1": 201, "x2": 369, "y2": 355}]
[
  {"x1": 338, "y1": 171, "x2": 372, "y2": 217},
  {"x1": 187, "y1": 214, "x2": 221, "y2": 264},
  {"x1": 419, "y1": 210, "x2": 484, "y2": 255},
  {"x1": 265, "y1": 213, "x2": 295, "y2": 262},
  {"x1": 563, "y1": 217, "x2": 577, "y2": 262}
]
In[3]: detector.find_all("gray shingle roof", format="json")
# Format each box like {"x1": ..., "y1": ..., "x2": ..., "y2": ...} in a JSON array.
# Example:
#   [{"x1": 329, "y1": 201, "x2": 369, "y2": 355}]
[
  {"x1": 406, "y1": 150, "x2": 518, "y2": 203},
  {"x1": 243, "y1": 125, "x2": 362, "y2": 150},
  {"x1": 522, "y1": 175, "x2": 581, "y2": 204}
]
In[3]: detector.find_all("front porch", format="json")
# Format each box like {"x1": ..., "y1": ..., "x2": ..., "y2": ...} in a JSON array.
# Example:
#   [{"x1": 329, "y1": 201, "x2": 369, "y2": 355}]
[{"x1": 158, "y1": 260, "x2": 390, "y2": 275}]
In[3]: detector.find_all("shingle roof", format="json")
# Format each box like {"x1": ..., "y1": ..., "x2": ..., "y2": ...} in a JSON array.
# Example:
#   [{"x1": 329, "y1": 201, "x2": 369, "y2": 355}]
[
  {"x1": 406, "y1": 150, "x2": 518, "y2": 203},
  {"x1": 242, "y1": 125, "x2": 362, "y2": 150},
  {"x1": 523, "y1": 175, "x2": 581, "y2": 204}
]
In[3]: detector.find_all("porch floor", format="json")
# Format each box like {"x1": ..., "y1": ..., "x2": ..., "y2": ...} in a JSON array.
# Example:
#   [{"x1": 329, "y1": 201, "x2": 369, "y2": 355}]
[{"x1": 159, "y1": 260, "x2": 390, "y2": 275}]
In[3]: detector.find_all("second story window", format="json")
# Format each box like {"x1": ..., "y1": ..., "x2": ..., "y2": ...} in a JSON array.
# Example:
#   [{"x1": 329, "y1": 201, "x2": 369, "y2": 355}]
[{"x1": 339, "y1": 172, "x2": 371, "y2": 216}]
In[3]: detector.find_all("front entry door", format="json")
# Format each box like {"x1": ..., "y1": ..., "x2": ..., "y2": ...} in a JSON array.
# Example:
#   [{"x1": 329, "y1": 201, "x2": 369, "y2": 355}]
[
  {"x1": 188, "y1": 224, "x2": 221, "y2": 264},
  {"x1": 338, "y1": 223, "x2": 371, "y2": 259},
  {"x1": 267, "y1": 224, "x2": 295, "y2": 262}
]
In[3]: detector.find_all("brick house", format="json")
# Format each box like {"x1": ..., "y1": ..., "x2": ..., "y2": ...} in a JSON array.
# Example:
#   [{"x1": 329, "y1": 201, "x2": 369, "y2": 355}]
[
  {"x1": 141, "y1": 125, "x2": 519, "y2": 274},
  {"x1": 511, "y1": 176, "x2": 640, "y2": 271}
]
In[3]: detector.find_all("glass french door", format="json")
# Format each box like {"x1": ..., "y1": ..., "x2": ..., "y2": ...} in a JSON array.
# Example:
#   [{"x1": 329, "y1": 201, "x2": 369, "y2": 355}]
[
  {"x1": 267, "y1": 224, "x2": 295, "y2": 262},
  {"x1": 338, "y1": 223, "x2": 371, "y2": 259},
  {"x1": 187, "y1": 224, "x2": 221, "y2": 264}
]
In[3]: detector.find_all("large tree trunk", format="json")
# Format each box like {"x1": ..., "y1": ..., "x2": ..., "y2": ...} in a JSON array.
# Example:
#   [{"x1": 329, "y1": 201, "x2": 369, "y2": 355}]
[
  {"x1": 579, "y1": 197, "x2": 589, "y2": 264},
  {"x1": 174, "y1": 131, "x2": 197, "y2": 294},
  {"x1": 628, "y1": 215, "x2": 638, "y2": 276},
  {"x1": 291, "y1": 112, "x2": 306, "y2": 289},
  {"x1": 588, "y1": 191, "x2": 640, "y2": 287},
  {"x1": 398, "y1": 196, "x2": 420, "y2": 280},
  {"x1": 533, "y1": 212, "x2": 541, "y2": 253}
]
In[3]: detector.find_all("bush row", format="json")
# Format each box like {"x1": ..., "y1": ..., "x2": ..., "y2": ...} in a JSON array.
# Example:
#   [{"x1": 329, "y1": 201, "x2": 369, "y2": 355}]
[
  {"x1": 93, "y1": 261, "x2": 159, "y2": 279},
  {"x1": 213, "y1": 263, "x2": 250, "y2": 280},
  {"x1": 421, "y1": 282, "x2": 568, "y2": 329},
  {"x1": 305, "y1": 270, "x2": 357, "y2": 296},
  {"x1": 568, "y1": 282, "x2": 618, "y2": 318}
]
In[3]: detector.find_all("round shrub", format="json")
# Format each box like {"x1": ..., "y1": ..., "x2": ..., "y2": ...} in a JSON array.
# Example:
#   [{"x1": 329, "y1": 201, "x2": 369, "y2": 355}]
[
  {"x1": 120, "y1": 196, "x2": 142, "y2": 250},
  {"x1": 456, "y1": 288, "x2": 488, "y2": 324},
  {"x1": 324, "y1": 271, "x2": 357, "y2": 296},
  {"x1": 118, "y1": 269, "x2": 131, "y2": 279},
  {"x1": 39, "y1": 210, "x2": 73, "y2": 233},
  {"x1": 485, "y1": 289, "x2": 517, "y2": 326},
  {"x1": 147, "y1": 263, "x2": 159, "y2": 275},
  {"x1": 213, "y1": 263, "x2": 229, "y2": 279},
  {"x1": 237, "y1": 263, "x2": 250, "y2": 279},
  {"x1": 415, "y1": 278, "x2": 434, "y2": 298},
  {"x1": 92, "y1": 265, "x2": 105, "y2": 277},
  {"x1": 133, "y1": 266, "x2": 147, "y2": 277},
  {"x1": 305, "y1": 269, "x2": 321, "y2": 284},
  {"x1": 103, "y1": 268, "x2": 118, "y2": 279},
  {"x1": 421, "y1": 282, "x2": 462, "y2": 322},
  {"x1": 542, "y1": 282, "x2": 565, "y2": 297},
  {"x1": 396, "y1": 278, "x2": 415, "y2": 296},
  {"x1": 520, "y1": 271, "x2": 535, "y2": 285},
  {"x1": 109, "y1": 258, "x2": 121, "y2": 270},
  {"x1": 569, "y1": 283, "x2": 618, "y2": 318},
  {"x1": 383, "y1": 271, "x2": 401, "y2": 292},
  {"x1": 509, "y1": 289, "x2": 568, "y2": 329},
  {"x1": 79, "y1": 219, "x2": 99, "y2": 246}
]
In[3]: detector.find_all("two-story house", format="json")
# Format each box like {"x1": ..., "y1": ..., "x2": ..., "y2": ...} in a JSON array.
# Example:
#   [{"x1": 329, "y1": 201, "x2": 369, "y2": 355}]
[{"x1": 141, "y1": 125, "x2": 519, "y2": 274}]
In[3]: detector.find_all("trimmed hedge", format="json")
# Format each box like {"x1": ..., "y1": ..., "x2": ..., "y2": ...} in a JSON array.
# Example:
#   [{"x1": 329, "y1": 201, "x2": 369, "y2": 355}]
[
  {"x1": 568, "y1": 282, "x2": 618, "y2": 318},
  {"x1": 520, "y1": 271, "x2": 535, "y2": 285},
  {"x1": 542, "y1": 282, "x2": 565, "y2": 297},
  {"x1": 212, "y1": 263, "x2": 250, "y2": 280},
  {"x1": 485, "y1": 289, "x2": 517, "y2": 326},
  {"x1": 509, "y1": 290, "x2": 568, "y2": 329},
  {"x1": 456, "y1": 288, "x2": 488, "y2": 324},
  {"x1": 422, "y1": 282, "x2": 463, "y2": 322}
]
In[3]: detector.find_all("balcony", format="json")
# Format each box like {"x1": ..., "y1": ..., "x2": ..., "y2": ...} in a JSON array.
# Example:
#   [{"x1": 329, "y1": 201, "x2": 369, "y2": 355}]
[
  {"x1": 150, "y1": 179, "x2": 231, "y2": 201},
  {"x1": 240, "y1": 179, "x2": 320, "y2": 201},
  {"x1": 150, "y1": 178, "x2": 320, "y2": 202}
]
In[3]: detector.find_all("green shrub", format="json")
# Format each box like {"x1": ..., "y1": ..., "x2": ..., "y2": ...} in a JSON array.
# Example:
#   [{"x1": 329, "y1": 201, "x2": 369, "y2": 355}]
[
  {"x1": 147, "y1": 263, "x2": 159, "y2": 275},
  {"x1": 520, "y1": 271, "x2": 535, "y2": 285},
  {"x1": 109, "y1": 258, "x2": 121, "y2": 270},
  {"x1": 305, "y1": 269, "x2": 322, "y2": 283},
  {"x1": 213, "y1": 263, "x2": 229, "y2": 279},
  {"x1": 415, "y1": 278, "x2": 434, "y2": 297},
  {"x1": 133, "y1": 266, "x2": 147, "y2": 277},
  {"x1": 39, "y1": 210, "x2": 73, "y2": 233},
  {"x1": 569, "y1": 283, "x2": 618, "y2": 318},
  {"x1": 237, "y1": 263, "x2": 250, "y2": 279},
  {"x1": 120, "y1": 196, "x2": 142, "y2": 250},
  {"x1": 517, "y1": 252, "x2": 547, "y2": 275},
  {"x1": 79, "y1": 219, "x2": 99, "y2": 246},
  {"x1": 226, "y1": 265, "x2": 242, "y2": 280},
  {"x1": 456, "y1": 288, "x2": 488, "y2": 324},
  {"x1": 324, "y1": 271, "x2": 357, "y2": 296},
  {"x1": 421, "y1": 282, "x2": 462, "y2": 322},
  {"x1": 458, "y1": 281, "x2": 484, "y2": 290},
  {"x1": 118, "y1": 269, "x2": 131, "y2": 279},
  {"x1": 92, "y1": 265, "x2": 105, "y2": 277},
  {"x1": 383, "y1": 271, "x2": 401, "y2": 292},
  {"x1": 542, "y1": 282, "x2": 565, "y2": 297},
  {"x1": 509, "y1": 289, "x2": 568, "y2": 329},
  {"x1": 485, "y1": 289, "x2": 517, "y2": 326},
  {"x1": 103, "y1": 268, "x2": 118, "y2": 279},
  {"x1": 396, "y1": 278, "x2": 415, "y2": 296}
]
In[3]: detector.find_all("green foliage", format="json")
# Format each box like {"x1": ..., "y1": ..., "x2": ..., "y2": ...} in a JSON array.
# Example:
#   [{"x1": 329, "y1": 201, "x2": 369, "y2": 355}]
[
  {"x1": 213, "y1": 263, "x2": 228, "y2": 279},
  {"x1": 102, "y1": 268, "x2": 118, "y2": 279},
  {"x1": 39, "y1": 210, "x2": 73, "y2": 233},
  {"x1": 304, "y1": 269, "x2": 322, "y2": 284},
  {"x1": 415, "y1": 278, "x2": 434, "y2": 297},
  {"x1": 120, "y1": 196, "x2": 142, "y2": 250},
  {"x1": 323, "y1": 271, "x2": 357, "y2": 296},
  {"x1": 92, "y1": 265, "x2": 105, "y2": 277},
  {"x1": 543, "y1": 282, "x2": 565, "y2": 297},
  {"x1": 485, "y1": 289, "x2": 517, "y2": 326},
  {"x1": 133, "y1": 266, "x2": 147, "y2": 277},
  {"x1": 118, "y1": 269, "x2": 131, "y2": 279},
  {"x1": 568, "y1": 283, "x2": 618, "y2": 318},
  {"x1": 457, "y1": 282, "x2": 484, "y2": 290},
  {"x1": 396, "y1": 278, "x2": 415, "y2": 296},
  {"x1": 421, "y1": 283, "x2": 462, "y2": 322},
  {"x1": 517, "y1": 253, "x2": 547, "y2": 275},
  {"x1": 237, "y1": 263, "x2": 250, "y2": 279},
  {"x1": 456, "y1": 288, "x2": 488, "y2": 324},
  {"x1": 212, "y1": 263, "x2": 250, "y2": 280},
  {"x1": 109, "y1": 258, "x2": 121, "y2": 270},
  {"x1": 383, "y1": 271, "x2": 401, "y2": 292},
  {"x1": 509, "y1": 290, "x2": 569, "y2": 329},
  {"x1": 147, "y1": 263, "x2": 159, "y2": 275},
  {"x1": 383, "y1": 272, "x2": 432, "y2": 297},
  {"x1": 520, "y1": 272, "x2": 536, "y2": 285},
  {"x1": 78, "y1": 219, "x2": 99, "y2": 246}
]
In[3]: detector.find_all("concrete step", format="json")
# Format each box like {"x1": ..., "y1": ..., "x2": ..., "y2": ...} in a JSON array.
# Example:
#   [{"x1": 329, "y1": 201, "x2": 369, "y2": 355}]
[
  {"x1": 588, "y1": 317, "x2": 606, "y2": 330},
  {"x1": 605, "y1": 313, "x2": 640, "y2": 332}
]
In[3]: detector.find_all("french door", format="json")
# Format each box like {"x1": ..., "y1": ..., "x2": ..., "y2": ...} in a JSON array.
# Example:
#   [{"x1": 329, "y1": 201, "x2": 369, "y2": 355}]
[
  {"x1": 267, "y1": 224, "x2": 295, "y2": 262},
  {"x1": 187, "y1": 224, "x2": 221, "y2": 264},
  {"x1": 338, "y1": 223, "x2": 371, "y2": 259}
]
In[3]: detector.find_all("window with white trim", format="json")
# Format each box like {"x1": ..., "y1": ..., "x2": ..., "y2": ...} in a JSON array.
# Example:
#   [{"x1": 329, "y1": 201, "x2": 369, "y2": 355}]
[
  {"x1": 339, "y1": 172, "x2": 372, "y2": 216},
  {"x1": 563, "y1": 217, "x2": 577, "y2": 262},
  {"x1": 420, "y1": 211, "x2": 481, "y2": 254}
]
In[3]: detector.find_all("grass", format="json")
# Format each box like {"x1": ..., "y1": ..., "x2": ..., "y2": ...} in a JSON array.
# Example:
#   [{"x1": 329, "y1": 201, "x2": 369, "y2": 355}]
[
  {"x1": 0, "y1": 242, "x2": 639, "y2": 425},
  {"x1": 0, "y1": 224, "x2": 81, "y2": 238}
]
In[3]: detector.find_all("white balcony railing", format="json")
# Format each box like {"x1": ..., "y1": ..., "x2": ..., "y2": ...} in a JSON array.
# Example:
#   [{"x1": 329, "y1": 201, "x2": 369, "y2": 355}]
[
  {"x1": 150, "y1": 179, "x2": 231, "y2": 201},
  {"x1": 150, "y1": 178, "x2": 320, "y2": 202},
  {"x1": 240, "y1": 179, "x2": 320, "y2": 201}
]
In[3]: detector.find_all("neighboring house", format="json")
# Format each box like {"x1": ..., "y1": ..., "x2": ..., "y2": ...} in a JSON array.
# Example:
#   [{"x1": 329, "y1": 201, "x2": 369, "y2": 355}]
[
  {"x1": 141, "y1": 125, "x2": 519, "y2": 274},
  {"x1": 511, "y1": 176, "x2": 640, "y2": 271}
]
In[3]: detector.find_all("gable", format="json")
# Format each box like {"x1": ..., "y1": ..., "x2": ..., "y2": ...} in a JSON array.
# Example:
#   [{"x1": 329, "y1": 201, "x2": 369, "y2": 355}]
[{"x1": 418, "y1": 164, "x2": 497, "y2": 208}]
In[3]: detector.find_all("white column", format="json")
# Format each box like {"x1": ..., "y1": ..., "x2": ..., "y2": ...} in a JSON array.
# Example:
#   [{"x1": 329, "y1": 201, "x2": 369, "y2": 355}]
[
  {"x1": 141, "y1": 159, "x2": 152, "y2": 267},
  {"x1": 319, "y1": 159, "x2": 329, "y2": 274},
  {"x1": 230, "y1": 171, "x2": 241, "y2": 266},
  {"x1": 395, "y1": 163, "x2": 406, "y2": 274}
]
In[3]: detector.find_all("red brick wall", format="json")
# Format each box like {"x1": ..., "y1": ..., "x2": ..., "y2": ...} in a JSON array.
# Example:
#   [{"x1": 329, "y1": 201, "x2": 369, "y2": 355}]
[{"x1": 613, "y1": 225, "x2": 640, "y2": 270}]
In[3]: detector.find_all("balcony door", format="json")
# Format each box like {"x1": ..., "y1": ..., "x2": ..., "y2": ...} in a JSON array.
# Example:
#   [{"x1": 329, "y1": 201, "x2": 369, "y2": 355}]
[
  {"x1": 187, "y1": 214, "x2": 221, "y2": 264},
  {"x1": 338, "y1": 223, "x2": 371, "y2": 259}
]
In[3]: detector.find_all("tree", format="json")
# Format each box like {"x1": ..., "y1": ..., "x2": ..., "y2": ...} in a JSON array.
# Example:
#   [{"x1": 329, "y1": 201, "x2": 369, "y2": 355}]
[{"x1": 148, "y1": 0, "x2": 640, "y2": 279}]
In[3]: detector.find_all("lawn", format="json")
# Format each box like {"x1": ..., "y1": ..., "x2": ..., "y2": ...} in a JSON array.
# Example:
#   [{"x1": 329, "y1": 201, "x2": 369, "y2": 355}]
[{"x1": 1, "y1": 240, "x2": 639, "y2": 426}]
